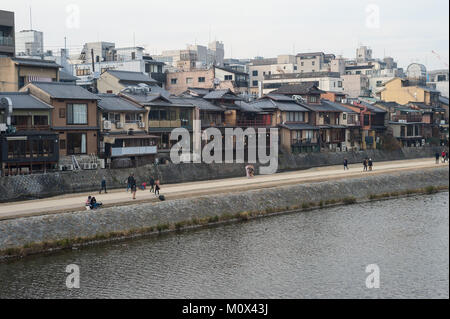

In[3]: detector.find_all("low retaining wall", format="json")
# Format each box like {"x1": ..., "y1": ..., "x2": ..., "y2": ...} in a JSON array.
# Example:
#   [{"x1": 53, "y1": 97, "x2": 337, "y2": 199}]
[
  {"x1": 0, "y1": 146, "x2": 445, "y2": 203},
  {"x1": 0, "y1": 167, "x2": 448, "y2": 255}
]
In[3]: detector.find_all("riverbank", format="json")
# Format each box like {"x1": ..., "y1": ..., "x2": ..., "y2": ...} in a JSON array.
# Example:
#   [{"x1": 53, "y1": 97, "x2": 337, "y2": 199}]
[
  {"x1": 0, "y1": 166, "x2": 448, "y2": 260},
  {"x1": 0, "y1": 146, "x2": 445, "y2": 203}
]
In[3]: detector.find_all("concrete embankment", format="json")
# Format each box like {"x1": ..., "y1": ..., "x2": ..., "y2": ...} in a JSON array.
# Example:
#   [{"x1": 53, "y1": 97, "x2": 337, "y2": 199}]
[
  {"x1": 0, "y1": 166, "x2": 448, "y2": 258},
  {"x1": 0, "y1": 146, "x2": 445, "y2": 203}
]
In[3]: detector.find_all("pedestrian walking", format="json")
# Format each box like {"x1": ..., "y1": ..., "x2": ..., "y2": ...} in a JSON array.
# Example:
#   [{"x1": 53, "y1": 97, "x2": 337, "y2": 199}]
[
  {"x1": 363, "y1": 159, "x2": 368, "y2": 172},
  {"x1": 155, "y1": 179, "x2": 161, "y2": 196},
  {"x1": 446, "y1": 151, "x2": 449, "y2": 163},
  {"x1": 149, "y1": 176, "x2": 155, "y2": 193},
  {"x1": 99, "y1": 177, "x2": 107, "y2": 194},
  {"x1": 368, "y1": 158, "x2": 373, "y2": 171},
  {"x1": 344, "y1": 158, "x2": 349, "y2": 171},
  {"x1": 442, "y1": 151, "x2": 446, "y2": 163},
  {"x1": 435, "y1": 152, "x2": 440, "y2": 164},
  {"x1": 128, "y1": 173, "x2": 137, "y2": 200}
]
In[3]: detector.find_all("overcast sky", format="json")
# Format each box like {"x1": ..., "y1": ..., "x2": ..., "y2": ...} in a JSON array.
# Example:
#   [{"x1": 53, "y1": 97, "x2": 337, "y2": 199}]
[{"x1": 3, "y1": 0, "x2": 449, "y2": 70}]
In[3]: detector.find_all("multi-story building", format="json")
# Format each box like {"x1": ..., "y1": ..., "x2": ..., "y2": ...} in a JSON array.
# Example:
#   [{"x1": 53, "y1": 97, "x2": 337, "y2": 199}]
[
  {"x1": 97, "y1": 93, "x2": 158, "y2": 167},
  {"x1": 15, "y1": 30, "x2": 44, "y2": 57},
  {"x1": 97, "y1": 70, "x2": 159, "y2": 94},
  {"x1": 155, "y1": 41, "x2": 225, "y2": 70},
  {"x1": 378, "y1": 78, "x2": 441, "y2": 107},
  {"x1": 427, "y1": 69, "x2": 449, "y2": 99},
  {"x1": 165, "y1": 66, "x2": 249, "y2": 96},
  {"x1": 0, "y1": 91, "x2": 59, "y2": 175},
  {"x1": 20, "y1": 82, "x2": 100, "y2": 157},
  {"x1": 63, "y1": 42, "x2": 166, "y2": 88},
  {"x1": 0, "y1": 56, "x2": 60, "y2": 92},
  {"x1": 0, "y1": 10, "x2": 15, "y2": 57},
  {"x1": 262, "y1": 72, "x2": 344, "y2": 96}
]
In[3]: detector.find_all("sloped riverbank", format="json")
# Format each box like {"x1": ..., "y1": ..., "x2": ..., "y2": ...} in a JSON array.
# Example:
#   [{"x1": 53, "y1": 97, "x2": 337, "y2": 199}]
[{"x1": 0, "y1": 166, "x2": 448, "y2": 259}]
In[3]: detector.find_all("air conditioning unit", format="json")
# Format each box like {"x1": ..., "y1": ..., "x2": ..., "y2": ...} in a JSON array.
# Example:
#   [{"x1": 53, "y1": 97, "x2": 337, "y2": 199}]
[
  {"x1": 138, "y1": 121, "x2": 145, "y2": 128},
  {"x1": 83, "y1": 163, "x2": 92, "y2": 170},
  {"x1": 91, "y1": 163, "x2": 98, "y2": 169},
  {"x1": 116, "y1": 122, "x2": 124, "y2": 129},
  {"x1": 0, "y1": 123, "x2": 7, "y2": 132},
  {"x1": 103, "y1": 120, "x2": 112, "y2": 130},
  {"x1": 66, "y1": 164, "x2": 74, "y2": 171}
]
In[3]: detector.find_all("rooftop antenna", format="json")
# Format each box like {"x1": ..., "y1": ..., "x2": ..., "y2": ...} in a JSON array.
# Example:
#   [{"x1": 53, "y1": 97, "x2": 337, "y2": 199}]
[
  {"x1": 133, "y1": 32, "x2": 136, "y2": 48},
  {"x1": 29, "y1": 6, "x2": 32, "y2": 30}
]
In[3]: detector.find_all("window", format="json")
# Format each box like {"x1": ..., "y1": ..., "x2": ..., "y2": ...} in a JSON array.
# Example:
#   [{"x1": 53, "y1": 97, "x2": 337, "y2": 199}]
[
  {"x1": 33, "y1": 115, "x2": 48, "y2": 126},
  {"x1": 76, "y1": 69, "x2": 91, "y2": 76},
  {"x1": 224, "y1": 75, "x2": 233, "y2": 81},
  {"x1": 67, "y1": 133, "x2": 87, "y2": 155},
  {"x1": 312, "y1": 61, "x2": 315, "y2": 66},
  {"x1": 252, "y1": 70, "x2": 258, "y2": 76},
  {"x1": 294, "y1": 66, "x2": 297, "y2": 71},
  {"x1": 343, "y1": 114, "x2": 347, "y2": 120},
  {"x1": 125, "y1": 113, "x2": 138, "y2": 123},
  {"x1": 67, "y1": 104, "x2": 88, "y2": 125},
  {"x1": 252, "y1": 80, "x2": 259, "y2": 87},
  {"x1": 287, "y1": 112, "x2": 304, "y2": 122},
  {"x1": 59, "y1": 108, "x2": 66, "y2": 119},
  {"x1": 338, "y1": 81, "x2": 343, "y2": 88},
  {"x1": 169, "y1": 111, "x2": 177, "y2": 121},
  {"x1": 131, "y1": 52, "x2": 136, "y2": 60},
  {"x1": 149, "y1": 109, "x2": 159, "y2": 121},
  {"x1": 171, "y1": 78, "x2": 178, "y2": 85},
  {"x1": 186, "y1": 78, "x2": 193, "y2": 84},
  {"x1": 309, "y1": 96, "x2": 318, "y2": 103},
  {"x1": 263, "y1": 72, "x2": 266, "y2": 75},
  {"x1": 198, "y1": 77, "x2": 206, "y2": 83},
  {"x1": 301, "y1": 62, "x2": 304, "y2": 66}
]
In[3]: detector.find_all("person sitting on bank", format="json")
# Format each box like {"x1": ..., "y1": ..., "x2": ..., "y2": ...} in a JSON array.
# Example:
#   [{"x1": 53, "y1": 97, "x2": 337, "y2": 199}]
[{"x1": 90, "y1": 196, "x2": 102, "y2": 209}]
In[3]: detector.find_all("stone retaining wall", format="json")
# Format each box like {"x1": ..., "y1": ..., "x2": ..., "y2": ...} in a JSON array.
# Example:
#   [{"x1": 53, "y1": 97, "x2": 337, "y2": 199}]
[
  {"x1": 0, "y1": 167, "x2": 448, "y2": 253},
  {"x1": 0, "y1": 146, "x2": 445, "y2": 203}
]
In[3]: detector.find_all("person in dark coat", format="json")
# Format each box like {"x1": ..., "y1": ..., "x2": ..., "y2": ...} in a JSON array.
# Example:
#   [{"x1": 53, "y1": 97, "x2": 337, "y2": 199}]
[
  {"x1": 99, "y1": 177, "x2": 107, "y2": 194},
  {"x1": 435, "y1": 152, "x2": 440, "y2": 164},
  {"x1": 363, "y1": 159, "x2": 368, "y2": 172},
  {"x1": 344, "y1": 158, "x2": 349, "y2": 171},
  {"x1": 368, "y1": 158, "x2": 373, "y2": 171},
  {"x1": 128, "y1": 174, "x2": 137, "y2": 200},
  {"x1": 149, "y1": 176, "x2": 155, "y2": 193}
]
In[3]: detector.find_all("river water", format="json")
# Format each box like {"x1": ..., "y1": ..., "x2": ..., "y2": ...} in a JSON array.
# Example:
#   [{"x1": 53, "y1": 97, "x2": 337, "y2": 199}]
[{"x1": 0, "y1": 192, "x2": 448, "y2": 299}]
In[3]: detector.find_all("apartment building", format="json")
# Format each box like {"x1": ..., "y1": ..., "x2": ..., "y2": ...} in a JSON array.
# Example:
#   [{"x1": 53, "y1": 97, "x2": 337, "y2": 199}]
[{"x1": 0, "y1": 10, "x2": 15, "y2": 57}]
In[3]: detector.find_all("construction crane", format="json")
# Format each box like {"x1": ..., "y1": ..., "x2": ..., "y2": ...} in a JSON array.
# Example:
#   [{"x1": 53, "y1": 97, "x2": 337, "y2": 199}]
[{"x1": 431, "y1": 50, "x2": 449, "y2": 68}]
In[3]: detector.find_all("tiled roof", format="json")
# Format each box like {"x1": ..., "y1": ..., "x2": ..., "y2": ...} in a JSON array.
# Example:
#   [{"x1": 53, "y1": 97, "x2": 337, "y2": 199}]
[
  {"x1": 97, "y1": 94, "x2": 144, "y2": 112},
  {"x1": 0, "y1": 92, "x2": 53, "y2": 110},
  {"x1": 107, "y1": 70, "x2": 158, "y2": 84},
  {"x1": 30, "y1": 82, "x2": 100, "y2": 100},
  {"x1": 12, "y1": 57, "x2": 60, "y2": 68}
]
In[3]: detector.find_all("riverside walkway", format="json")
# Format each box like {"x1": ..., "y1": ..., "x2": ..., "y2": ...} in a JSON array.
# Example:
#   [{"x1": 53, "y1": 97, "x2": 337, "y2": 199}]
[{"x1": 0, "y1": 158, "x2": 447, "y2": 221}]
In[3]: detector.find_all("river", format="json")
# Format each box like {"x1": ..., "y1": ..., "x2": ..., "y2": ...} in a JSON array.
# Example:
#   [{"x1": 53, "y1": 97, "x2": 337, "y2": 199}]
[{"x1": 0, "y1": 192, "x2": 448, "y2": 299}]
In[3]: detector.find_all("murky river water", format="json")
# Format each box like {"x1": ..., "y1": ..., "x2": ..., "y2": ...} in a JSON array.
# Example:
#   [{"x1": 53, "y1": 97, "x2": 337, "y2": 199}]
[{"x1": 0, "y1": 192, "x2": 448, "y2": 299}]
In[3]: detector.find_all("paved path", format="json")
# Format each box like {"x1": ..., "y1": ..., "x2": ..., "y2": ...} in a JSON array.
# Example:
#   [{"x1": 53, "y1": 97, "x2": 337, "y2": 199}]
[{"x1": 0, "y1": 158, "x2": 447, "y2": 221}]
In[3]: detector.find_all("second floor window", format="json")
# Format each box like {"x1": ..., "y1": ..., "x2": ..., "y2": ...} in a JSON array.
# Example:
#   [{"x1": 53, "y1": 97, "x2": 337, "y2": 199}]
[
  {"x1": 171, "y1": 78, "x2": 177, "y2": 85},
  {"x1": 67, "y1": 104, "x2": 88, "y2": 125},
  {"x1": 186, "y1": 78, "x2": 193, "y2": 84},
  {"x1": 252, "y1": 70, "x2": 258, "y2": 76},
  {"x1": 198, "y1": 77, "x2": 206, "y2": 83},
  {"x1": 224, "y1": 75, "x2": 233, "y2": 81}
]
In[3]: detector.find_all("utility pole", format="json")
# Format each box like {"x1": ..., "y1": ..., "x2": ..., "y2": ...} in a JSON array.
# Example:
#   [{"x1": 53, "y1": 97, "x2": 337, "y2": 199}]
[{"x1": 29, "y1": 6, "x2": 32, "y2": 29}]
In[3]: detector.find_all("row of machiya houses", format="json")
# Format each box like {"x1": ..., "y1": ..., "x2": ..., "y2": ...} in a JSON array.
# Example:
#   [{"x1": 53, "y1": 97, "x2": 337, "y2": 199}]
[{"x1": 0, "y1": 70, "x2": 448, "y2": 176}]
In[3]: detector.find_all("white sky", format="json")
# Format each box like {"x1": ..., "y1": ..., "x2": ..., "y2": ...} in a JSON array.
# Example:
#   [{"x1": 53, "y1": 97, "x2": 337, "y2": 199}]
[{"x1": 3, "y1": 0, "x2": 449, "y2": 70}]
